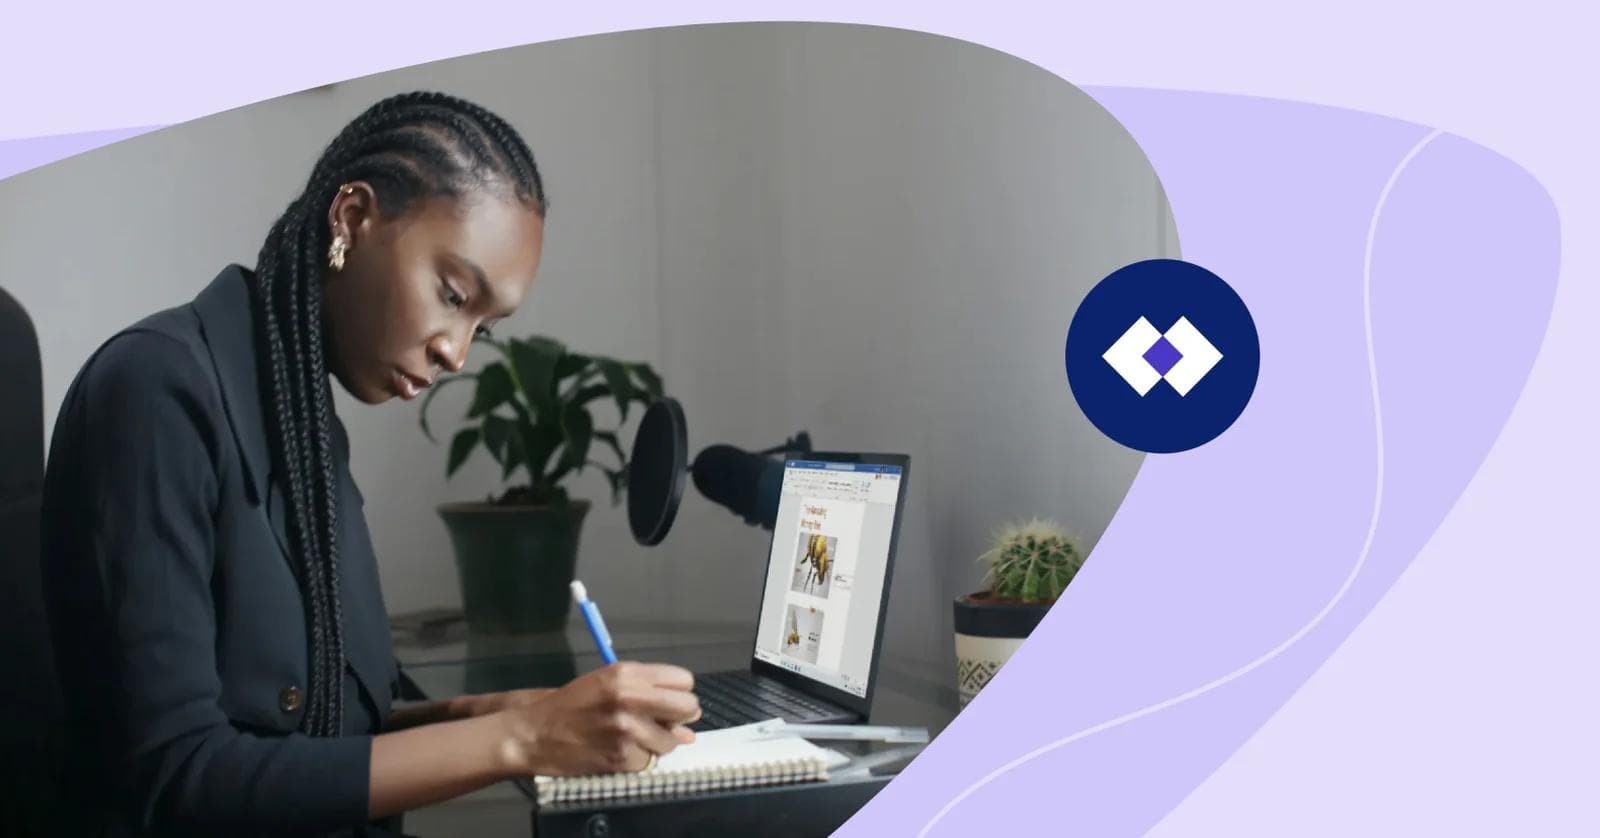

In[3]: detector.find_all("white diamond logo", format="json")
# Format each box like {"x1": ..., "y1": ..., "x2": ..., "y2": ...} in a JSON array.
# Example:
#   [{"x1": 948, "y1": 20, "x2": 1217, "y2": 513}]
[
  {"x1": 1161, "y1": 317, "x2": 1222, "y2": 395},
  {"x1": 1101, "y1": 317, "x2": 1163, "y2": 396},
  {"x1": 1103, "y1": 316, "x2": 1223, "y2": 397}
]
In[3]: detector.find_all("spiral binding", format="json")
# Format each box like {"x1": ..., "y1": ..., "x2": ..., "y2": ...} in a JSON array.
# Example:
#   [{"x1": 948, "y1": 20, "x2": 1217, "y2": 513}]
[{"x1": 534, "y1": 755, "x2": 831, "y2": 806}]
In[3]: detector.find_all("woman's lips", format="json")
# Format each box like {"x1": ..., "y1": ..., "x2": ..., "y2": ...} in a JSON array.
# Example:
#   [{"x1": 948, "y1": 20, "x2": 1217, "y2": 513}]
[{"x1": 393, "y1": 368, "x2": 429, "y2": 400}]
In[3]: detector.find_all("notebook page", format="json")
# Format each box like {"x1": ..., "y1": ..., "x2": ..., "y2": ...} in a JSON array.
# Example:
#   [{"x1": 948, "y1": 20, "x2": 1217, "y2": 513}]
[{"x1": 650, "y1": 732, "x2": 837, "y2": 773}]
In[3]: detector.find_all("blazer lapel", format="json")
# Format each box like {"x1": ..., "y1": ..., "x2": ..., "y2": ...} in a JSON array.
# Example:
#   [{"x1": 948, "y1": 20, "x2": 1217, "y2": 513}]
[
  {"x1": 192, "y1": 266, "x2": 298, "y2": 581},
  {"x1": 192, "y1": 265, "x2": 394, "y2": 723}
]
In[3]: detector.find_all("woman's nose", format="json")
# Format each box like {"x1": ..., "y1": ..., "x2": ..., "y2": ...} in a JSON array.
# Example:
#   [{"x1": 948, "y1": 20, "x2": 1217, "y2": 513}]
[{"x1": 429, "y1": 335, "x2": 468, "y2": 375}]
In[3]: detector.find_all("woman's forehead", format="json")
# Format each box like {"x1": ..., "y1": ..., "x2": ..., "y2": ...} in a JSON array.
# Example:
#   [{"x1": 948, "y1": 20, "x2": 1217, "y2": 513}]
[{"x1": 408, "y1": 193, "x2": 543, "y2": 282}]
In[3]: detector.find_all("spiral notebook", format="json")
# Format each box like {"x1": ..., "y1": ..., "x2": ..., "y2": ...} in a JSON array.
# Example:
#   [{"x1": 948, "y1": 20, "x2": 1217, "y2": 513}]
[{"x1": 531, "y1": 720, "x2": 852, "y2": 807}]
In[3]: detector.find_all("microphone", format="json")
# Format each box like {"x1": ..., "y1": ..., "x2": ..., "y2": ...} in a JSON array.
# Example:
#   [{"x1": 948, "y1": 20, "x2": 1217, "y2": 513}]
[
  {"x1": 626, "y1": 396, "x2": 813, "y2": 544},
  {"x1": 690, "y1": 445, "x2": 785, "y2": 530}
]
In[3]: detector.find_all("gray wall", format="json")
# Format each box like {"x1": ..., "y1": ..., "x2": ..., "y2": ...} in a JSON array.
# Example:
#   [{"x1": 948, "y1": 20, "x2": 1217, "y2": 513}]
[{"x1": 0, "y1": 22, "x2": 1173, "y2": 677}]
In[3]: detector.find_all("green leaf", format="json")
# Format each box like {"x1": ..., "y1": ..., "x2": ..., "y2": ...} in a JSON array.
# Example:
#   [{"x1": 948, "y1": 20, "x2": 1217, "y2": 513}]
[
  {"x1": 572, "y1": 384, "x2": 610, "y2": 408},
  {"x1": 630, "y1": 364, "x2": 664, "y2": 399},
  {"x1": 594, "y1": 430, "x2": 626, "y2": 465},
  {"x1": 555, "y1": 352, "x2": 591, "y2": 381},
  {"x1": 595, "y1": 359, "x2": 636, "y2": 422},
  {"x1": 506, "y1": 336, "x2": 564, "y2": 421},
  {"x1": 521, "y1": 419, "x2": 565, "y2": 483},
  {"x1": 481, "y1": 415, "x2": 515, "y2": 465},
  {"x1": 501, "y1": 422, "x2": 528, "y2": 481},
  {"x1": 601, "y1": 466, "x2": 626, "y2": 506},
  {"x1": 467, "y1": 364, "x2": 515, "y2": 418},
  {"x1": 417, "y1": 373, "x2": 476, "y2": 444},
  {"x1": 562, "y1": 366, "x2": 601, "y2": 399},
  {"x1": 446, "y1": 428, "x2": 480, "y2": 477},
  {"x1": 555, "y1": 402, "x2": 594, "y2": 475}
]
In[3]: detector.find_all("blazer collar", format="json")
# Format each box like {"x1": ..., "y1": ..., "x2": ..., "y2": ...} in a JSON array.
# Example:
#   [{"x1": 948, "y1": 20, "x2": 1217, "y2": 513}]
[{"x1": 192, "y1": 264, "x2": 272, "y2": 505}]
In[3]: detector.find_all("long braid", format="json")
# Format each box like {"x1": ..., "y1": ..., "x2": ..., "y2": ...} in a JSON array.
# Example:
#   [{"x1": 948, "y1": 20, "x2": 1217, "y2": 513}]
[
  {"x1": 248, "y1": 91, "x2": 546, "y2": 736},
  {"x1": 296, "y1": 190, "x2": 342, "y2": 735},
  {"x1": 294, "y1": 193, "x2": 345, "y2": 735}
]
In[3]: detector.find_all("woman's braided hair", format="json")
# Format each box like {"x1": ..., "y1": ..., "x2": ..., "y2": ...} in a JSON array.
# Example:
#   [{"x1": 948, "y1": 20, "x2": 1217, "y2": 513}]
[{"x1": 249, "y1": 91, "x2": 546, "y2": 735}]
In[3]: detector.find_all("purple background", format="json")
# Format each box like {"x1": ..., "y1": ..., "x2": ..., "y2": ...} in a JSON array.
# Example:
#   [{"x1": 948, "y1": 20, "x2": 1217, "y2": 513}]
[{"x1": 3, "y1": 5, "x2": 1591, "y2": 835}]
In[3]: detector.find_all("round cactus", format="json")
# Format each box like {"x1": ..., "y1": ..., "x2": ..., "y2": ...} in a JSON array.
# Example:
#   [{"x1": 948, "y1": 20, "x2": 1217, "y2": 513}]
[{"x1": 978, "y1": 518, "x2": 1085, "y2": 603}]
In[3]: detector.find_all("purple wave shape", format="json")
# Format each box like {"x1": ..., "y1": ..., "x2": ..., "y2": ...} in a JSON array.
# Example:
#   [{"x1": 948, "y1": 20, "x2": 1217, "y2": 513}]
[
  {"x1": 838, "y1": 88, "x2": 1559, "y2": 836},
  {"x1": 0, "y1": 125, "x2": 162, "y2": 181}
]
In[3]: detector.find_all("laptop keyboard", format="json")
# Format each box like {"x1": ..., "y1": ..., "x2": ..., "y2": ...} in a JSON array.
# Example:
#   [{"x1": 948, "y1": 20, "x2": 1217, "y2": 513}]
[{"x1": 690, "y1": 670, "x2": 847, "y2": 731}]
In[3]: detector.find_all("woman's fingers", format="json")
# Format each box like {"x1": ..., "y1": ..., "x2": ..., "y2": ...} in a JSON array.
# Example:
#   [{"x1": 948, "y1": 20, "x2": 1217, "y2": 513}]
[
  {"x1": 616, "y1": 661, "x2": 695, "y2": 691},
  {"x1": 625, "y1": 742, "x2": 658, "y2": 773},
  {"x1": 629, "y1": 686, "x2": 700, "y2": 725},
  {"x1": 615, "y1": 711, "x2": 683, "y2": 760},
  {"x1": 604, "y1": 667, "x2": 700, "y2": 723},
  {"x1": 599, "y1": 739, "x2": 654, "y2": 774},
  {"x1": 562, "y1": 661, "x2": 702, "y2": 772}
]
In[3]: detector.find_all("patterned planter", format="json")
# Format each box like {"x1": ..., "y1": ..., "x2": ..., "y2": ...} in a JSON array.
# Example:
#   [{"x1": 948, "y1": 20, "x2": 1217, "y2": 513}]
[{"x1": 952, "y1": 592, "x2": 1053, "y2": 709}]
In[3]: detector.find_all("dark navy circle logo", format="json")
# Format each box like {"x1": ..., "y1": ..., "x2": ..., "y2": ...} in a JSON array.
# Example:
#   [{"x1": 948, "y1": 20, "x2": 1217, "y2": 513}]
[{"x1": 1065, "y1": 259, "x2": 1259, "y2": 454}]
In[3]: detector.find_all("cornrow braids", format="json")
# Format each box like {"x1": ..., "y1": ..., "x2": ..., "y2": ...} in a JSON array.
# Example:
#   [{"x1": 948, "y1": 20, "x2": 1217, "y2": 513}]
[{"x1": 247, "y1": 91, "x2": 546, "y2": 736}]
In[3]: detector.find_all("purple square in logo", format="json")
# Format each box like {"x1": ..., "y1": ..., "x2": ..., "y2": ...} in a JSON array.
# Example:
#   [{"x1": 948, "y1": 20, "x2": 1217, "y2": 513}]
[{"x1": 1143, "y1": 336, "x2": 1182, "y2": 375}]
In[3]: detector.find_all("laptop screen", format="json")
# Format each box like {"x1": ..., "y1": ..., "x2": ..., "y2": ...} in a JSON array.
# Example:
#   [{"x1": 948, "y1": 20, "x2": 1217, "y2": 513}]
[{"x1": 751, "y1": 458, "x2": 904, "y2": 698}]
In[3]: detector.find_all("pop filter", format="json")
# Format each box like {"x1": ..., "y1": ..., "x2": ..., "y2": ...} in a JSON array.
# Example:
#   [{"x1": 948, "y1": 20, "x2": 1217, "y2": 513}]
[
  {"x1": 627, "y1": 397, "x2": 688, "y2": 545},
  {"x1": 627, "y1": 395, "x2": 815, "y2": 545}
]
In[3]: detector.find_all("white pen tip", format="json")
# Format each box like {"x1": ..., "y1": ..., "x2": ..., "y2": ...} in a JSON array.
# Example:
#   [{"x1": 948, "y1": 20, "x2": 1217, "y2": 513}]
[{"x1": 570, "y1": 580, "x2": 588, "y2": 602}]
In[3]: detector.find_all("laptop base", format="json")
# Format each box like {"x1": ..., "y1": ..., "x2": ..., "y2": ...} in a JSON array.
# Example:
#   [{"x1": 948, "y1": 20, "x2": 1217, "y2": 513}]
[{"x1": 690, "y1": 670, "x2": 858, "y2": 731}]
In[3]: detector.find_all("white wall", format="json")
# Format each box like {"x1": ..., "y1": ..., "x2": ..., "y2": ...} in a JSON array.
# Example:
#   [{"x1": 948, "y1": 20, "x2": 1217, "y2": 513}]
[
  {"x1": 727, "y1": 23, "x2": 1174, "y2": 672},
  {"x1": 0, "y1": 22, "x2": 1173, "y2": 678}
]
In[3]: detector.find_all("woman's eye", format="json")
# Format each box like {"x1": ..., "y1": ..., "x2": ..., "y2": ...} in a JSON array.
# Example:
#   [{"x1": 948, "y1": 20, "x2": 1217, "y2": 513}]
[
  {"x1": 443, "y1": 280, "x2": 465, "y2": 308},
  {"x1": 475, "y1": 324, "x2": 494, "y2": 340}
]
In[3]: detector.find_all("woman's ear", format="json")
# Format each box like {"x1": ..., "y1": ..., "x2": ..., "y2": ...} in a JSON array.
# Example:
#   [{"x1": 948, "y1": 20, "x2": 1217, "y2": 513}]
[{"x1": 326, "y1": 181, "x2": 378, "y2": 248}]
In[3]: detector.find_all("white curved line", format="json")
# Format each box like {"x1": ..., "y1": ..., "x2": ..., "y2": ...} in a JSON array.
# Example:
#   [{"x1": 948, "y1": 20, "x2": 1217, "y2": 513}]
[{"x1": 917, "y1": 128, "x2": 1444, "y2": 837}]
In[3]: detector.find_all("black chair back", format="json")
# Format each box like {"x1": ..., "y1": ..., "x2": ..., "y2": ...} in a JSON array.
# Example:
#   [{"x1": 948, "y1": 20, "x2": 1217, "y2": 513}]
[{"x1": 0, "y1": 285, "x2": 69, "y2": 835}]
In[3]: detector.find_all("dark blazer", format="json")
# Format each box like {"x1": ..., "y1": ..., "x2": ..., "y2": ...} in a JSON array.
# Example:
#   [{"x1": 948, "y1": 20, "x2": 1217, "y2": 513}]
[{"x1": 40, "y1": 265, "x2": 407, "y2": 837}]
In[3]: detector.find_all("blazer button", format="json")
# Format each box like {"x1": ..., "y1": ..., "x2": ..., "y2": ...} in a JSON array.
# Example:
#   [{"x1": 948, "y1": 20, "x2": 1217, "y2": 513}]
[{"x1": 279, "y1": 685, "x2": 303, "y2": 713}]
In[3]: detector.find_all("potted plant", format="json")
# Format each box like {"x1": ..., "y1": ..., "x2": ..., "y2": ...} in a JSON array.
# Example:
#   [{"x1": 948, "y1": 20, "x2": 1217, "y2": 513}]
[
  {"x1": 953, "y1": 518, "x2": 1085, "y2": 708},
  {"x1": 419, "y1": 335, "x2": 664, "y2": 634}
]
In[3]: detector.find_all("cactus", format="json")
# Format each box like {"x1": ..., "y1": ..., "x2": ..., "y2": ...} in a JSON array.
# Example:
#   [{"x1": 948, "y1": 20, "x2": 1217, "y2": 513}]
[{"x1": 978, "y1": 518, "x2": 1084, "y2": 603}]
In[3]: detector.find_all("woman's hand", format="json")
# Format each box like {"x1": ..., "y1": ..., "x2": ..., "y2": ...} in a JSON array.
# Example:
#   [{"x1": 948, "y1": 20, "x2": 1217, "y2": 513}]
[
  {"x1": 499, "y1": 661, "x2": 702, "y2": 776},
  {"x1": 368, "y1": 662, "x2": 700, "y2": 818}
]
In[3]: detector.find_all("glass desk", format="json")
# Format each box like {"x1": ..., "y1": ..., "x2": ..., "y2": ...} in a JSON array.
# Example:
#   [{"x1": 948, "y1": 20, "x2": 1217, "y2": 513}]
[{"x1": 391, "y1": 611, "x2": 961, "y2": 836}]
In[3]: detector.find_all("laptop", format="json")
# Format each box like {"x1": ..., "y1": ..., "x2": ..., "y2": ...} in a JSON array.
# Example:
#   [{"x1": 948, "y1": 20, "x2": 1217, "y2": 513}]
[{"x1": 689, "y1": 451, "x2": 910, "y2": 731}]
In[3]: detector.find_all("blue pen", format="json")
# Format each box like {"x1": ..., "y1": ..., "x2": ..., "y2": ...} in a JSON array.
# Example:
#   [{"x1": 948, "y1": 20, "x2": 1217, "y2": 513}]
[{"x1": 570, "y1": 580, "x2": 618, "y2": 665}]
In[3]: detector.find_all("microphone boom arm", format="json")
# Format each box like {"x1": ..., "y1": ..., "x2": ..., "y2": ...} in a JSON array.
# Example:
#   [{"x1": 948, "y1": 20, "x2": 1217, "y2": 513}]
[{"x1": 754, "y1": 431, "x2": 812, "y2": 458}]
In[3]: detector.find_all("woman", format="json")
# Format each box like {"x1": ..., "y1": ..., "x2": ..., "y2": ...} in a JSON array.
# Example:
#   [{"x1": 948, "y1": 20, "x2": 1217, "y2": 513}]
[{"x1": 38, "y1": 91, "x2": 700, "y2": 837}]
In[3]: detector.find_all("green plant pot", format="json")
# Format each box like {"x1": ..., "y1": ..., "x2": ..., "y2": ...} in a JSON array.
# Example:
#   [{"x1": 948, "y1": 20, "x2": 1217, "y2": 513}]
[
  {"x1": 952, "y1": 592, "x2": 1055, "y2": 709},
  {"x1": 438, "y1": 499, "x2": 592, "y2": 635}
]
